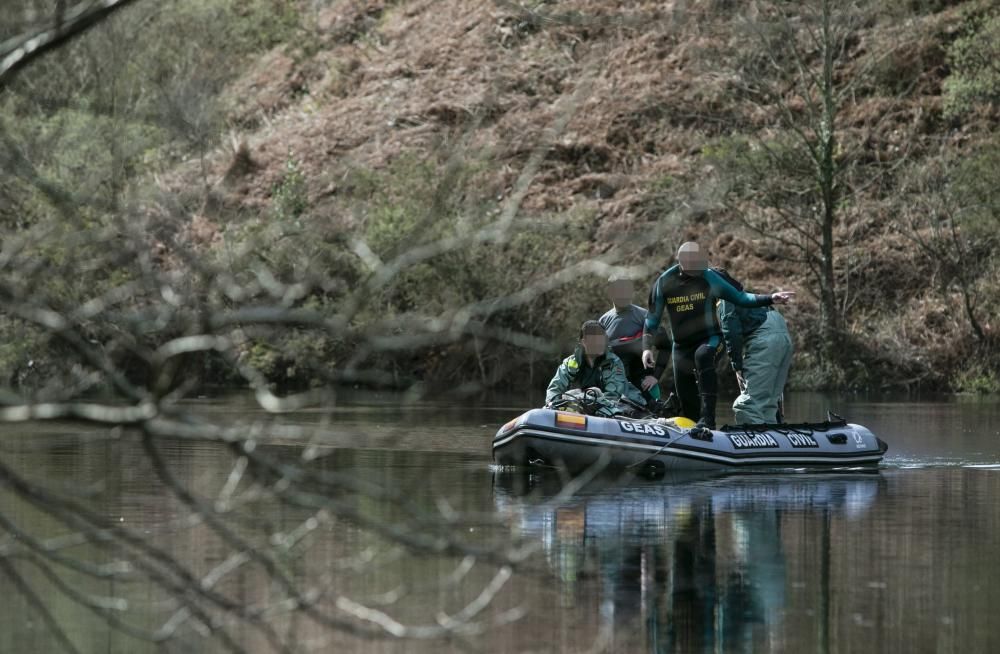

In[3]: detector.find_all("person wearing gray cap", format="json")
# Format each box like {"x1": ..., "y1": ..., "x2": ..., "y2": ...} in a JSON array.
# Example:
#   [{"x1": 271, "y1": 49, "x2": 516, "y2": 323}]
[{"x1": 599, "y1": 275, "x2": 671, "y2": 406}]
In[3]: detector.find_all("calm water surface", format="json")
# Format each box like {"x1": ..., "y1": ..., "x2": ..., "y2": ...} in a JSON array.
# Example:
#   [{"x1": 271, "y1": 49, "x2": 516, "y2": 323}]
[{"x1": 1, "y1": 392, "x2": 998, "y2": 653}]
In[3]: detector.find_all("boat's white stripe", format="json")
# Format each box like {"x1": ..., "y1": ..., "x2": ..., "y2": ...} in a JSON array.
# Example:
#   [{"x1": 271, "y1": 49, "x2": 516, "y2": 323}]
[
  {"x1": 493, "y1": 428, "x2": 883, "y2": 464},
  {"x1": 493, "y1": 428, "x2": 670, "y2": 449},
  {"x1": 493, "y1": 429, "x2": 668, "y2": 452}
]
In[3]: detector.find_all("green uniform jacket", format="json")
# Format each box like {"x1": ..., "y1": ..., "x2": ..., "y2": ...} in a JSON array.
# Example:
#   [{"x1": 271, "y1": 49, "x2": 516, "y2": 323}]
[
  {"x1": 545, "y1": 346, "x2": 645, "y2": 407},
  {"x1": 718, "y1": 300, "x2": 770, "y2": 371}
]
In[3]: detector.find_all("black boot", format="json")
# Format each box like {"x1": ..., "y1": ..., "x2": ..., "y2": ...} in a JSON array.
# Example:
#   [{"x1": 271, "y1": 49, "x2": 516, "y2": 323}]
[
  {"x1": 697, "y1": 393, "x2": 717, "y2": 429},
  {"x1": 689, "y1": 394, "x2": 717, "y2": 441}
]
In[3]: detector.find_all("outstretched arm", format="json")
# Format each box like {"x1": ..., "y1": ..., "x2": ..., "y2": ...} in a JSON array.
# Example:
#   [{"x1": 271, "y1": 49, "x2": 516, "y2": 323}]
[
  {"x1": 705, "y1": 269, "x2": 774, "y2": 308},
  {"x1": 705, "y1": 269, "x2": 796, "y2": 306}
]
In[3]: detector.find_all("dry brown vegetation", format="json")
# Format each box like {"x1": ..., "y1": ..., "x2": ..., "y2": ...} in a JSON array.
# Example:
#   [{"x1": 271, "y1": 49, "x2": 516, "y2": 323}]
[
  {"x1": 156, "y1": 0, "x2": 993, "y2": 392},
  {"x1": 5, "y1": 0, "x2": 999, "y2": 393}
]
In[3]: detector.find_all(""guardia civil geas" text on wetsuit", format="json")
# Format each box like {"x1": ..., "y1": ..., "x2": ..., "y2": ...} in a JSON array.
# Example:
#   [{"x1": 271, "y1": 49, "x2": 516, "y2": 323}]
[{"x1": 643, "y1": 266, "x2": 773, "y2": 426}]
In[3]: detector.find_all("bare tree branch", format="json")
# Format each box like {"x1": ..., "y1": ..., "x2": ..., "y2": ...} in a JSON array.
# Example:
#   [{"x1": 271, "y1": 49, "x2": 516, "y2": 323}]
[{"x1": 1, "y1": 0, "x2": 145, "y2": 86}]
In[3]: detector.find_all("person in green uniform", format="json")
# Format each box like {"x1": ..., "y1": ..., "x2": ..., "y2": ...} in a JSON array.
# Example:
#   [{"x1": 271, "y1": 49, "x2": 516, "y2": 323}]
[
  {"x1": 716, "y1": 269, "x2": 794, "y2": 425},
  {"x1": 546, "y1": 320, "x2": 646, "y2": 413},
  {"x1": 642, "y1": 242, "x2": 794, "y2": 436}
]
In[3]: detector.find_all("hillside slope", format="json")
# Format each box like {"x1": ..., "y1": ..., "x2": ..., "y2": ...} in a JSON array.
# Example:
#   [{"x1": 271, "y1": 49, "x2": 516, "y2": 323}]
[{"x1": 157, "y1": 0, "x2": 999, "y2": 393}]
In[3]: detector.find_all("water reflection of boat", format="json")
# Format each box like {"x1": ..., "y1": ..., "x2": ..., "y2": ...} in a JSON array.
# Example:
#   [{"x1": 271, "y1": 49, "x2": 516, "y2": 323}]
[
  {"x1": 493, "y1": 409, "x2": 889, "y2": 474},
  {"x1": 494, "y1": 472, "x2": 885, "y2": 653}
]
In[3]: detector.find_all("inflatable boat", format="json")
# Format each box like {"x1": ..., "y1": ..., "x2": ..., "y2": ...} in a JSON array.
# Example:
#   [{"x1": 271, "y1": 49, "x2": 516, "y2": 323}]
[{"x1": 492, "y1": 408, "x2": 888, "y2": 473}]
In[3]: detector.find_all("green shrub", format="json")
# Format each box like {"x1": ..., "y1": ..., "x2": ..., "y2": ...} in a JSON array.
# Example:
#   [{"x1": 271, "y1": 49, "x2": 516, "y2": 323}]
[
  {"x1": 953, "y1": 364, "x2": 1000, "y2": 394},
  {"x1": 4, "y1": 107, "x2": 166, "y2": 212},
  {"x1": 949, "y1": 143, "x2": 1000, "y2": 242},
  {"x1": 272, "y1": 156, "x2": 309, "y2": 222},
  {"x1": 223, "y1": 0, "x2": 302, "y2": 53},
  {"x1": 944, "y1": 9, "x2": 1000, "y2": 117},
  {"x1": 0, "y1": 320, "x2": 44, "y2": 388}
]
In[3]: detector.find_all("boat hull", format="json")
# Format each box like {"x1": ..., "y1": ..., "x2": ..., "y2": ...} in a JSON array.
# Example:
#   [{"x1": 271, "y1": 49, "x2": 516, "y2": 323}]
[{"x1": 493, "y1": 409, "x2": 888, "y2": 472}]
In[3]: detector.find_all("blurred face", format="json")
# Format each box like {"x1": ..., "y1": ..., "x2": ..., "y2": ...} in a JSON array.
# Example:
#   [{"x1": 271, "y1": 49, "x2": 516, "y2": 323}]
[
  {"x1": 678, "y1": 247, "x2": 707, "y2": 275},
  {"x1": 582, "y1": 333, "x2": 607, "y2": 357},
  {"x1": 608, "y1": 279, "x2": 634, "y2": 307}
]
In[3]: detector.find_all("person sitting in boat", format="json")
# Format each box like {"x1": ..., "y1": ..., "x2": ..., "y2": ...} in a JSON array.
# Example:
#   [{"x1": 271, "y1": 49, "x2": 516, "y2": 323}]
[
  {"x1": 599, "y1": 274, "x2": 672, "y2": 407},
  {"x1": 642, "y1": 242, "x2": 795, "y2": 437},
  {"x1": 715, "y1": 268, "x2": 794, "y2": 425},
  {"x1": 545, "y1": 320, "x2": 647, "y2": 414}
]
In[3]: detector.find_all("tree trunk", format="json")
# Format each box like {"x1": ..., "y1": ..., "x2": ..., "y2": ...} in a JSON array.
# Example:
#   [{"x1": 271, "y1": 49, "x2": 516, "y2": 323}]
[{"x1": 817, "y1": 0, "x2": 840, "y2": 360}]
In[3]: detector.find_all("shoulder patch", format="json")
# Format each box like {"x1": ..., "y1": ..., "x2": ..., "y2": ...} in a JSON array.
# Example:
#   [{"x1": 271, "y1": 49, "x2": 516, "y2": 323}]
[{"x1": 566, "y1": 357, "x2": 579, "y2": 370}]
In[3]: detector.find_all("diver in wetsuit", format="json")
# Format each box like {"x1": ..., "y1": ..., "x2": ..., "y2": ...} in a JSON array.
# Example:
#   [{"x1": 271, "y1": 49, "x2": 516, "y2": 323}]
[
  {"x1": 598, "y1": 275, "x2": 671, "y2": 406},
  {"x1": 642, "y1": 242, "x2": 794, "y2": 436}
]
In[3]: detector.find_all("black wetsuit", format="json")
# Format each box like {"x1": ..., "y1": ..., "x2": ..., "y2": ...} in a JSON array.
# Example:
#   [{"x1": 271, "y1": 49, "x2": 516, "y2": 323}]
[{"x1": 643, "y1": 266, "x2": 773, "y2": 424}]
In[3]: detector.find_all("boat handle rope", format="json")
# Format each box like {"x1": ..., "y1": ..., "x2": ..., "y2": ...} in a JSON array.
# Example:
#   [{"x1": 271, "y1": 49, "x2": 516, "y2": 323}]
[{"x1": 625, "y1": 439, "x2": 674, "y2": 471}]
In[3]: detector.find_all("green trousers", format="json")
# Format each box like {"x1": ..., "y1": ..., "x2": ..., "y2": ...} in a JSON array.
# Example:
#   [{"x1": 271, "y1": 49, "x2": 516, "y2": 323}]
[{"x1": 732, "y1": 310, "x2": 793, "y2": 424}]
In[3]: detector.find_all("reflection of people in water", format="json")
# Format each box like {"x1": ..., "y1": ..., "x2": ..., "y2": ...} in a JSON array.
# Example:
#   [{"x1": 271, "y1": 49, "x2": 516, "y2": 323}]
[
  {"x1": 668, "y1": 502, "x2": 718, "y2": 652},
  {"x1": 496, "y1": 475, "x2": 881, "y2": 653},
  {"x1": 667, "y1": 503, "x2": 787, "y2": 652},
  {"x1": 536, "y1": 491, "x2": 787, "y2": 652}
]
